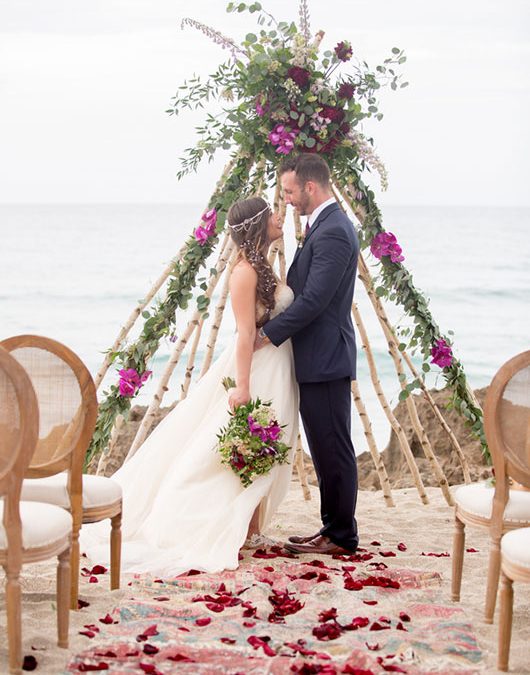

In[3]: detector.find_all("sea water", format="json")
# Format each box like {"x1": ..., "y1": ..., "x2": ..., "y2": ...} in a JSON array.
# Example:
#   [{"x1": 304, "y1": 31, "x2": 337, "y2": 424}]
[{"x1": 1, "y1": 203, "x2": 528, "y2": 452}]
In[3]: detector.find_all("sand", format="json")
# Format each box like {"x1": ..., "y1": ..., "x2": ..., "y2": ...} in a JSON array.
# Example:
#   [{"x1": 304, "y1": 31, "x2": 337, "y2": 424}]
[{"x1": 1, "y1": 483, "x2": 529, "y2": 674}]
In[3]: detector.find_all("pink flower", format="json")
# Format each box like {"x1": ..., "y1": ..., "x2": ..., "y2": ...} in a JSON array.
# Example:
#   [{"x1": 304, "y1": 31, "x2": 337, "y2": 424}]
[
  {"x1": 334, "y1": 40, "x2": 353, "y2": 62},
  {"x1": 268, "y1": 124, "x2": 299, "y2": 155},
  {"x1": 255, "y1": 95, "x2": 269, "y2": 117},
  {"x1": 370, "y1": 232, "x2": 404, "y2": 263},
  {"x1": 430, "y1": 338, "x2": 453, "y2": 368},
  {"x1": 118, "y1": 368, "x2": 152, "y2": 397},
  {"x1": 266, "y1": 422, "x2": 281, "y2": 441},
  {"x1": 194, "y1": 225, "x2": 210, "y2": 246},
  {"x1": 201, "y1": 208, "x2": 217, "y2": 233}
]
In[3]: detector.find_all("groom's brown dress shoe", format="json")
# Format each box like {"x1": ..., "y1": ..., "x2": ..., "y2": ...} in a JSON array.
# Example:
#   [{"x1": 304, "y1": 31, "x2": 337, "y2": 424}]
[
  {"x1": 288, "y1": 532, "x2": 320, "y2": 544},
  {"x1": 285, "y1": 535, "x2": 355, "y2": 556}
]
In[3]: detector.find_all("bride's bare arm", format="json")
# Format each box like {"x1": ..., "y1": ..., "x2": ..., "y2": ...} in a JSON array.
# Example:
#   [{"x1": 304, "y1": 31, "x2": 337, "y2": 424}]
[{"x1": 228, "y1": 261, "x2": 258, "y2": 410}]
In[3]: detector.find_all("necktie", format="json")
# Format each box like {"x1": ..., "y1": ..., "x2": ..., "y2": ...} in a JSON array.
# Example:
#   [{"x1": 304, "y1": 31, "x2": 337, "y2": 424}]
[{"x1": 304, "y1": 219, "x2": 310, "y2": 237}]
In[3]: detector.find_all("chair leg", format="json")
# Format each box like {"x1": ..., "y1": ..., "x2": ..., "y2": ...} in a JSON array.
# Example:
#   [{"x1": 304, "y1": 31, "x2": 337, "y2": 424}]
[
  {"x1": 110, "y1": 510, "x2": 122, "y2": 590},
  {"x1": 69, "y1": 526, "x2": 80, "y2": 610},
  {"x1": 4, "y1": 567, "x2": 23, "y2": 674},
  {"x1": 485, "y1": 535, "x2": 502, "y2": 623},
  {"x1": 451, "y1": 516, "x2": 465, "y2": 601},
  {"x1": 498, "y1": 571, "x2": 514, "y2": 671},
  {"x1": 56, "y1": 547, "x2": 71, "y2": 649}
]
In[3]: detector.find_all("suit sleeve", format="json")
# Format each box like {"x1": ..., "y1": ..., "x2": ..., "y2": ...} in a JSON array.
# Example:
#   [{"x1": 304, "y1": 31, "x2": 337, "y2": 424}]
[{"x1": 263, "y1": 226, "x2": 354, "y2": 346}]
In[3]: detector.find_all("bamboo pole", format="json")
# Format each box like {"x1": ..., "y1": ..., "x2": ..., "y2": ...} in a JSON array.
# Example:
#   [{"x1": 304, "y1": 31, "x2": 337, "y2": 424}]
[
  {"x1": 397, "y1": 336, "x2": 471, "y2": 483},
  {"x1": 352, "y1": 302, "x2": 428, "y2": 504},
  {"x1": 351, "y1": 380, "x2": 395, "y2": 506},
  {"x1": 124, "y1": 238, "x2": 237, "y2": 460},
  {"x1": 180, "y1": 314, "x2": 206, "y2": 401},
  {"x1": 337, "y1": 183, "x2": 455, "y2": 505},
  {"x1": 294, "y1": 436, "x2": 311, "y2": 501},
  {"x1": 199, "y1": 252, "x2": 236, "y2": 378}
]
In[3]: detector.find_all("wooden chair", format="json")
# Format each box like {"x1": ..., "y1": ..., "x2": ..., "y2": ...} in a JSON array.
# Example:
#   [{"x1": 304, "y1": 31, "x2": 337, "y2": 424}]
[
  {"x1": 0, "y1": 335, "x2": 122, "y2": 610},
  {"x1": 0, "y1": 346, "x2": 72, "y2": 674},
  {"x1": 451, "y1": 350, "x2": 530, "y2": 623}
]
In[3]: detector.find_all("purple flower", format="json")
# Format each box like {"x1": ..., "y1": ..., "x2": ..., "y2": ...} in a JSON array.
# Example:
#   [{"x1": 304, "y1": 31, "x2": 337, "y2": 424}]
[
  {"x1": 266, "y1": 422, "x2": 281, "y2": 442},
  {"x1": 370, "y1": 232, "x2": 405, "y2": 263},
  {"x1": 268, "y1": 124, "x2": 299, "y2": 155},
  {"x1": 287, "y1": 66, "x2": 311, "y2": 89},
  {"x1": 430, "y1": 339, "x2": 453, "y2": 369},
  {"x1": 201, "y1": 208, "x2": 217, "y2": 233},
  {"x1": 118, "y1": 368, "x2": 152, "y2": 397},
  {"x1": 334, "y1": 41, "x2": 353, "y2": 62},
  {"x1": 338, "y1": 82, "x2": 355, "y2": 100},
  {"x1": 247, "y1": 415, "x2": 263, "y2": 437}
]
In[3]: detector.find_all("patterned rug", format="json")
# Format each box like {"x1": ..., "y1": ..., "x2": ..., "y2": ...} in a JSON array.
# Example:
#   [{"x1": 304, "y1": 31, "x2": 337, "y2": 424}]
[{"x1": 65, "y1": 540, "x2": 483, "y2": 674}]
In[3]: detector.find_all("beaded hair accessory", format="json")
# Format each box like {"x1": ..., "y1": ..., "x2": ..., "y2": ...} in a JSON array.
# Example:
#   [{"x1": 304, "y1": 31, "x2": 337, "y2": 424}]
[{"x1": 228, "y1": 204, "x2": 270, "y2": 233}]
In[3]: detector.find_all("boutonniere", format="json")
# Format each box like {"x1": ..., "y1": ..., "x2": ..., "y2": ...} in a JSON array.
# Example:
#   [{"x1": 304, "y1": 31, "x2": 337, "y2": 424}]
[{"x1": 296, "y1": 233, "x2": 305, "y2": 249}]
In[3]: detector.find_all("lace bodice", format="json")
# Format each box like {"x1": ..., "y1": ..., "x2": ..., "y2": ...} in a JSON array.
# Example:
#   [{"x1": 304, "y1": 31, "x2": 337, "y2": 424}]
[{"x1": 256, "y1": 284, "x2": 294, "y2": 323}]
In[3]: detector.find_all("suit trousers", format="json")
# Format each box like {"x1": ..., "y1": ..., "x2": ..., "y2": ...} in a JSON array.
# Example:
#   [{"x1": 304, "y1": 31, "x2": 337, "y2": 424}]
[{"x1": 299, "y1": 377, "x2": 358, "y2": 551}]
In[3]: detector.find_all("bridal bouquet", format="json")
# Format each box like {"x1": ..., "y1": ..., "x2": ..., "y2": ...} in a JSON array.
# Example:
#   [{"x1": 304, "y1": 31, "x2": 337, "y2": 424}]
[{"x1": 217, "y1": 377, "x2": 290, "y2": 487}]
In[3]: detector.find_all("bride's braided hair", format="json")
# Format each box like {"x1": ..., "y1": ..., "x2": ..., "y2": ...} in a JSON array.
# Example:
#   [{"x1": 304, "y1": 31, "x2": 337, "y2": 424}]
[{"x1": 227, "y1": 196, "x2": 278, "y2": 327}]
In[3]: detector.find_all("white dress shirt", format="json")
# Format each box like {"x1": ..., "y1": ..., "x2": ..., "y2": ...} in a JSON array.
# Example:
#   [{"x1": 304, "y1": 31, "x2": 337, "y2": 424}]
[{"x1": 307, "y1": 197, "x2": 337, "y2": 229}]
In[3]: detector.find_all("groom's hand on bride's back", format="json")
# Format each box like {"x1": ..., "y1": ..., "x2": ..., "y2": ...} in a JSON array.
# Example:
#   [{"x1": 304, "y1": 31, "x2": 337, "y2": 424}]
[
  {"x1": 254, "y1": 328, "x2": 270, "y2": 351},
  {"x1": 228, "y1": 386, "x2": 251, "y2": 410}
]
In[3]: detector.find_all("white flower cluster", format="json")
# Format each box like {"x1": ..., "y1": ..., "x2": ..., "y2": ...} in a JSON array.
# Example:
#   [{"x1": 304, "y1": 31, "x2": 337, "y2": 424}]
[
  {"x1": 350, "y1": 131, "x2": 389, "y2": 191},
  {"x1": 283, "y1": 78, "x2": 302, "y2": 101},
  {"x1": 289, "y1": 33, "x2": 312, "y2": 67},
  {"x1": 310, "y1": 78, "x2": 325, "y2": 95}
]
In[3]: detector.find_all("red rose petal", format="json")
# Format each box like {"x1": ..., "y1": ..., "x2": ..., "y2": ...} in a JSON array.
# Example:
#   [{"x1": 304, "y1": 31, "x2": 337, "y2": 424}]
[
  {"x1": 79, "y1": 631, "x2": 96, "y2": 639},
  {"x1": 312, "y1": 622, "x2": 343, "y2": 641},
  {"x1": 399, "y1": 611, "x2": 411, "y2": 622},
  {"x1": 143, "y1": 644, "x2": 159, "y2": 655},
  {"x1": 369, "y1": 621, "x2": 391, "y2": 631},
  {"x1": 366, "y1": 642, "x2": 380, "y2": 651},
  {"x1": 318, "y1": 607, "x2": 338, "y2": 622},
  {"x1": 77, "y1": 599, "x2": 90, "y2": 609},
  {"x1": 99, "y1": 614, "x2": 115, "y2": 625},
  {"x1": 77, "y1": 663, "x2": 109, "y2": 672},
  {"x1": 195, "y1": 617, "x2": 212, "y2": 627},
  {"x1": 88, "y1": 576, "x2": 99, "y2": 584},
  {"x1": 94, "y1": 651, "x2": 116, "y2": 658},
  {"x1": 90, "y1": 565, "x2": 107, "y2": 575},
  {"x1": 153, "y1": 596, "x2": 170, "y2": 602},
  {"x1": 370, "y1": 540, "x2": 381, "y2": 546},
  {"x1": 466, "y1": 547, "x2": 479, "y2": 553},
  {"x1": 206, "y1": 602, "x2": 225, "y2": 613},
  {"x1": 139, "y1": 664, "x2": 163, "y2": 675},
  {"x1": 397, "y1": 543, "x2": 407, "y2": 551},
  {"x1": 421, "y1": 551, "x2": 450, "y2": 557},
  {"x1": 167, "y1": 653, "x2": 194, "y2": 662},
  {"x1": 220, "y1": 637, "x2": 236, "y2": 644},
  {"x1": 379, "y1": 551, "x2": 396, "y2": 557},
  {"x1": 243, "y1": 621, "x2": 256, "y2": 628},
  {"x1": 342, "y1": 667, "x2": 375, "y2": 675},
  {"x1": 363, "y1": 600, "x2": 378, "y2": 605},
  {"x1": 247, "y1": 635, "x2": 276, "y2": 656},
  {"x1": 22, "y1": 655, "x2": 38, "y2": 671},
  {"x1": 396, "y1": 621, "x2": 407, "y2": 631}
]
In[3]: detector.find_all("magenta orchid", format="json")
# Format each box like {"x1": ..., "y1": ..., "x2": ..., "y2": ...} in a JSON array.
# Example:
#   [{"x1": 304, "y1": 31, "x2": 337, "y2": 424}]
[
  {"x1": 194, "y1": 208, "x2": 217, "y2": 246},
  {"x1": 268, "y1": 124, "x2": 299, "y2": 155},
  {"x1": 430, "y1": 339, "x2": 453, "y2": 369},
  {"x1": 118, "y1": 368, "x2": 152, "y2": 397},
  {"x1": 370, "y1": 232, "x2": 405, "y2": 263}
]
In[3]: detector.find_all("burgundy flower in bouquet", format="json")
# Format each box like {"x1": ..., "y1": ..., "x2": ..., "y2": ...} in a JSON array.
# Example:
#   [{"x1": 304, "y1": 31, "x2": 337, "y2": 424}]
[
  {"x1": 334, "y1": 40, "x2": 353, "y2": 62},
  {"x1": 118, "y1": 368, "x2": 152, "y2": 398},
  {"x1": 321, "y1": 105, "x2": 345, "y2": 124},
  {"x1": 338, "y1": 82, "x2": 355, "y2": 100},
  {"x1": 430, "y1": 338, "x2": 453, "y2": 369},
  {"x1": 287, "y1": 66, "x2": 311, "y2": 88}
]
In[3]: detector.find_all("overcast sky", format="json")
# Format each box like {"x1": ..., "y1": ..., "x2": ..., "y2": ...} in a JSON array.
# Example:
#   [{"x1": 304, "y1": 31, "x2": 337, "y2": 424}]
[{"x1": 0, "y1": 0, "x2": 528, "y2": 206}]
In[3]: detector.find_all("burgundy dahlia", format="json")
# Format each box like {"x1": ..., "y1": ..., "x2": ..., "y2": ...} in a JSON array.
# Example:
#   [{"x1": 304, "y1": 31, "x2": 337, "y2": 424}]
[
  {"x1": 334, "y1": 40, "x2": 353, "y2": 62},
  {"x1": 321, "y1": 105, "x2": 345, "y2": 123},
  {"x1": 338, "y1": 82, "x2": 355, "y2": 99},
  {"x1": 287, "y1": 66, "x2": 311, "y2": 88}
]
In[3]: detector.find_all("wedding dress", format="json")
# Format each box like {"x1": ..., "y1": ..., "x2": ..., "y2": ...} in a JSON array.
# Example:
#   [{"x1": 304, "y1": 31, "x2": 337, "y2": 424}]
[{"x1": 81, "y1": 284, "x2": 299, "y2": 576}]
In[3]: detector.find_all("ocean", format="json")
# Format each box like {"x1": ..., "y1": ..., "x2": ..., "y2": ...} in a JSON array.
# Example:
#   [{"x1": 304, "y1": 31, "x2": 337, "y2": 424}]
[{"x1": 1, "y1": 203, "x2": 529, "y2": 453}]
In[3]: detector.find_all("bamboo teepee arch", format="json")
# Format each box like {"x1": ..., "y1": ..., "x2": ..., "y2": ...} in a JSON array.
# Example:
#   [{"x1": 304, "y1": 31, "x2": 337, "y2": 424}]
[{"x1": 85, "y1": 3, "x2": 486, "y2": 507}]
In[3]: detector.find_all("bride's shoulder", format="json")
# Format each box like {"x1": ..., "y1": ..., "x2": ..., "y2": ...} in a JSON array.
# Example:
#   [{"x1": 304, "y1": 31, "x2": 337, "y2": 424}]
[{"x1": 230, "y1": 259, "x2": 257, "y2": 288}]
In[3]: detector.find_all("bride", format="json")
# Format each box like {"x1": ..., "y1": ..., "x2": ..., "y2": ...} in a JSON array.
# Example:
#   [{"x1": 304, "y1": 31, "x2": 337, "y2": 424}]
[{"x1": 81, "y1": 197, "x2": 299, "y2": 576}]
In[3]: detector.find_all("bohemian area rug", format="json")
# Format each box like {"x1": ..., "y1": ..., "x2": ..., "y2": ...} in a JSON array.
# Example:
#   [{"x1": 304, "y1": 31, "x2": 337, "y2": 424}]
[{"x1": 65, "y1": 539, "x2": 483, "y2": 674}]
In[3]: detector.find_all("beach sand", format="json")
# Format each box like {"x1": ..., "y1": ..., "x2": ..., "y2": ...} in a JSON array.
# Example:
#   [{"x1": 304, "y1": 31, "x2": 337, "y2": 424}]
[{"x1": 1, "y1": 483, "x2": 529, "y2": 674}]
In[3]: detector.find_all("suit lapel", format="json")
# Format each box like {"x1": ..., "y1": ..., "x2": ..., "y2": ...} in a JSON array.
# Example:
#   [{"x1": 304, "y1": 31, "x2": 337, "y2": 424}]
[{"x1": 290, "y1": 202, "x2": 340, "y2": 268}]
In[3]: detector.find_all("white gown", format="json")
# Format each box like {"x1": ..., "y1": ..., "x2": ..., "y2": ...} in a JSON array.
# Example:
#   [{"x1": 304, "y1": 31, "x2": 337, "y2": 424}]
[{"x1": 81, "y1": 285, "x2": 299, "y2": 576}]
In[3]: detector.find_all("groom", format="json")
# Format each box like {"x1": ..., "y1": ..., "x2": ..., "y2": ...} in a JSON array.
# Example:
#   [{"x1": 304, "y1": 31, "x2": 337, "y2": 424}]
[{"x1": 258, "y1": 153, "x2": 359, "y2": 555}]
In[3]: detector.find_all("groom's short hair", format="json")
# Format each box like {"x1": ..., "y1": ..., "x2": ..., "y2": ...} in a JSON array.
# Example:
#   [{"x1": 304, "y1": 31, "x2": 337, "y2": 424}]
[{"x1": 279, "y1": 154, "x2": 331, "y2": 188}]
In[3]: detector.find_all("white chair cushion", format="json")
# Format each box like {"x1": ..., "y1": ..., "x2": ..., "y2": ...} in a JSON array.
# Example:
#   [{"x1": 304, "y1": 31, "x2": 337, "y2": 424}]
[
  {"x1": 454, "y1": 482, "x2": 530, "y2": 523},
  {"x1": 0, "y1": 501, "x2": 72, "y2": 549},
  {"x1": 21, "y1": 472, "x2": 122, "y2": 509},
  {"x1": 502, "y1": 527, "x2": 530, "y2": 569}
]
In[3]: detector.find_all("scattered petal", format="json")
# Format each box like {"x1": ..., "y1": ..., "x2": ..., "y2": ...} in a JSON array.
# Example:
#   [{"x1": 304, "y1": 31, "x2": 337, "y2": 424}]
[{"x1": 22, "y1": 655, "x2": 38, "y2": 671}]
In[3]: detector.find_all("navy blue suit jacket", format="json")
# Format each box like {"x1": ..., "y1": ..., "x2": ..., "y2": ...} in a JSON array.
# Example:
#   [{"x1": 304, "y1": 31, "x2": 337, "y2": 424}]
[{"x1": 263, "y1": 202, "x2": 359, "y2": 383}]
